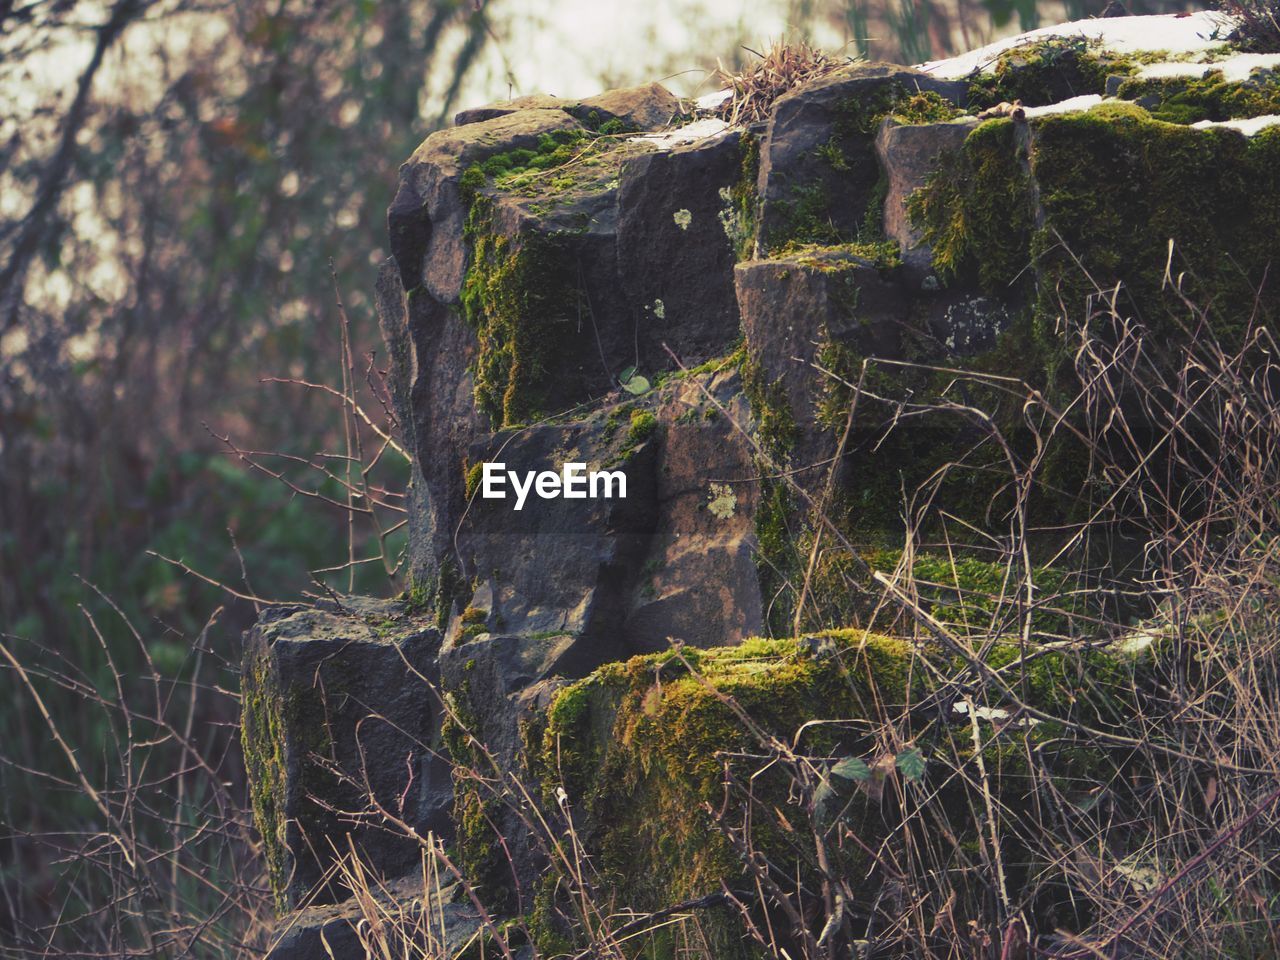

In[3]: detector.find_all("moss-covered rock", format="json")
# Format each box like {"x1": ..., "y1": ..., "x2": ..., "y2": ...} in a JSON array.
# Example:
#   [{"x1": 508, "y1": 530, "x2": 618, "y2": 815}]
[
  {"x1": 241, "y1": 599, "x2": 445, "y2": 911},
  {"x1": 755, "y1": 64, "x2": 967, "y2": 254},
  {"x1": 909, "y1": 102, "x2": 1280, "y2": 385},
  {"x1": 1113, "y1": 66, "x2": 1280, "y2": 124},
  {"x1": 528, "y1": 633, "x2": 919, "y2": 955},
  {"x1": 965, "y1": 36, "x2": 1141, "y2": 109},
  {"x1": 521, "y1": 628, "x2": 1155, "y2": 956},
  {"x1": 460, "y1": 197, "x2": 587, "y2": 427}
]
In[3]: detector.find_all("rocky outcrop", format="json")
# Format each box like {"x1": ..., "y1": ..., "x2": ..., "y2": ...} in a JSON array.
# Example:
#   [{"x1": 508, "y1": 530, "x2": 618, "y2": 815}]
[{"x1": 247, "y1": 18, "x2": 1280, "y2": 956}]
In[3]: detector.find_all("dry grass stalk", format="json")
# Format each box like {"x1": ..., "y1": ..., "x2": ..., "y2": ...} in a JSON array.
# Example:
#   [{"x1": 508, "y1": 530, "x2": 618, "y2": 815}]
[
  {"x1": 715, "y1": 40, "x2": 852, "y2": 126},
  {"x1": 1223, "y1": 0, "x2": 1280, "y2": 52}
]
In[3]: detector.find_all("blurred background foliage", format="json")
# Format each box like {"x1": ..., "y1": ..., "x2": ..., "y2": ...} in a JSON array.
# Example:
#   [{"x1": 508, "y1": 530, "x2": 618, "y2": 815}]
[{"x1": 0, "y1": 0, "x2": 1194, "y2": 951}]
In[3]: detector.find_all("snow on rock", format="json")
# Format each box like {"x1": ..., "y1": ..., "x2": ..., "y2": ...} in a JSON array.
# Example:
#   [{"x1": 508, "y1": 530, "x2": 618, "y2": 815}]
[
  {"x1": 1136, "y1": 51, "x2": 1280, "y2": 82},
  {"x1": 693, "y1": 88, "x2": 732, "y2": 111},
  {"x1": 1022, "y1": 94, "x2": 1104, "y2": 118},
  {"x1": 1191, "y1": 113, "x2": 1280, "y2": 135},
  {"x1": 629, "y1": 117, "x2": 730, "y2": 149},
  {"x1": 917, "y1": 11, "x2": 1230, "y2": 79}
]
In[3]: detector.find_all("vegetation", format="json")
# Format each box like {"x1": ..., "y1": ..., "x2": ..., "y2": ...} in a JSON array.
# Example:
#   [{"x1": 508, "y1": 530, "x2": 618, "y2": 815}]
[{"x1": 1224, "y1": 0, "x2": 1280, "y2": 50}]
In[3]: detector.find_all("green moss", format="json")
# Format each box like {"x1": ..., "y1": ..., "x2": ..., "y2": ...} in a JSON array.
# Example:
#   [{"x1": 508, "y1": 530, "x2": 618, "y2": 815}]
[
  {"x1": 404, "y1": 575, "x2": 432, "y2": 616},
  {"x1": 412, "y1": 558, "x2": 467, "y2": 631},
  {"x1": 909, "y1": 101, "x2": 1280, "y2": 402},
  {"x1": 242, "y1": 645, "x2": 339, "y2": 912},
  {"x1": 740, "y1": 355, "x2": 796, "y2": 463},
  {"x1": 1028, "y1": 103, "x2": 1280, "y2": 361},
  {"x1": 525, "y1": 628, "x2": 1154, "y2": 953},
  {"x1": 672, "y1": 344, "x2": 745, "y2": 381},
  {"x1": 906, "y1": 117, "x2": 1035, "y2": 291},
  {"x1": 888, "y1": 89, "x2": 965, "y2": 125},
  {"x1": 458, "y1": 606, "x2": 489, "y2": 641},
  {"x1": 242, "y1": 651, "x2": 289, "y2": 910},
  {"x1": 774, "y1": 239, "x2": 902, "y2": 272},
  {"x1": 1115, "y1": 67, "x2": 1280, "y2": 124},
  {"x1": 461, "y1": 197, "x2": 585, "y2": 426},
  {"x1": 574, "y1": 108, "x2": 639, "y2": 137},
  {"x1": 625, "y1": 408, "x2": 658, "y2": 445},
  {"x1": 722, "y1": 133, "x2": 760, "y2": 261},
  {"x1": 467, "y1": 129, "x2": 648, "y2": 204},
  {"x1": 772, "y1": 181, "x2": 843, "y2": 249},
  {"x1": 752, "y1": 477, "x2": 806, "y2": 635},
  {"x1": 864, "y1": 549, "x2": 1102, "y2": 637},
  {"x1": 459, "y1": 163, "x2": 488, "y2": 204},
  {"x1": 467, "y1": 128, "x2": 589, "y2": 187},
  {"x1": 532, "y1": 632, "x2": 922, "y2": 954},
  {"x1": 440, "y1": 678, "x2": 516, "y2": 909},
  {"x1": 767, "y1": 81, "x2": 955, "y2": 254},
  {"x1": 966, "y1": 37, "x2": 1139, "y2": 110},
  {"x1": 464, "y1": 461, "x2": 484, "y2": 500}
]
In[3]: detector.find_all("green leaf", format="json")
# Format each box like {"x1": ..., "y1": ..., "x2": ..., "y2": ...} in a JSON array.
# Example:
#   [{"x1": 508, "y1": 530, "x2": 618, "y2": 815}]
[
  {"x1": 895, "y1": 747, "x2": 927, "y2": 782},
  {"x1": 831, "y1": 756, "x2": 871, "y2": 782},
  {"x1": 622, "y1": 375, "x2": 650, "y2": 395},
  {"x1": 813, "y1": 776, "x2": 837, "y2": 823},
  {"x1": 618, "y1": 365, "x2": 637, "y2": 384}
]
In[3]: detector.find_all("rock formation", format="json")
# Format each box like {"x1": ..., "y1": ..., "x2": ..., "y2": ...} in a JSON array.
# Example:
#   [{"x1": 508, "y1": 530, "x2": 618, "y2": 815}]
[{"x1": 243, "y1": 13, "x2": 1280, "y2": 956}]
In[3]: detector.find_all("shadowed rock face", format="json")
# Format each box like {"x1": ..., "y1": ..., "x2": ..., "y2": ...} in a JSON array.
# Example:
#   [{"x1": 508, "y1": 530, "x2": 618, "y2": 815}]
[
  {"x1": 754, "y1": 63, "x2": 967, "y2": 254},
  {"x1": 242, "y1": 598, "x2": 448, "y2": 910},
  {"x1": 383, "y1": 84, "x2": 755, "y2": 617}
]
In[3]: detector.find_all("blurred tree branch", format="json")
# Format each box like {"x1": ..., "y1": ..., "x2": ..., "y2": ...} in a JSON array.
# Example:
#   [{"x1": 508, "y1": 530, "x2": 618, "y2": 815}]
[{"x1": 0, "y1": 0, "x2": 151, "y2": 331}]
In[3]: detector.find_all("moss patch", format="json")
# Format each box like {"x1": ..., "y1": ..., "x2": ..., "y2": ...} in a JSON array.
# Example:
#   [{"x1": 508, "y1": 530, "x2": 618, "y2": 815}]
[
  {"x1": 774, "y1": 239, "x2": 902, "y2": 272},
  {"x1": 241, "y1": 641, "x2": 338, "y2": 911},
  {"x1": 1028, "y1": 102, "x2": 1280, "y2": 355},
  {"x1": 965, "y1": 37, "x2": 1141, "y2": 110},
  {"x1": 242, "y1": 650, "x2": 290, "y2": 910},
  {"x1": 905, "y1": 117, "x2": 1035, "y2": 292},
  {"x1": 531, "y1": 633, "x2": 922, "y2": 954},
  {"x1": 721, "y1": 132, "x2": 760, "y2": 261},
  {"x1": 1114, "y1": 67, "x2": 1280, "y2": 124},
  {"x1": 740, "y1": 354, "x2": 797, "y2": 463},
  {"x1": 460, "y1": 197, "x2": 586, "y2": 426},
  {"x1": 909, "y1": 103, "x2": 1280, "y2": 378},
  {"x1": 464, "y1": 129, "x2": 651, "y2": 207},
  {"x1": 525, "y1": 629, "x2": 1153, "y2": 953},
  {"x1": 625, "y1": 408, "x2": 658, "y2": 446}
]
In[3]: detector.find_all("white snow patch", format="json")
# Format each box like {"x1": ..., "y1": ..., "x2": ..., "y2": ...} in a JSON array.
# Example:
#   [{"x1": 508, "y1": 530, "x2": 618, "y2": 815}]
[
  {"x1": 1191, "y1": 113, "x2": 1280, "y2": 135},
  {"x1": 1022, "y1": 94, "x2": 1104, "y2": 118},
  {"x1": 694, "y1": 88, "x2": 732, "y2": 111},
  {"x1": 1114, "y1": 626, "x2": 1165, "y2": 657},
  {"x1": 917, "y1": 12, "x2": 1231, "y2": 79},
  {"x1": 1136, "y1": 51, "x2": 1280, "y2": 82},
  {"x1": 953, "y1": 701, "x2": 1040, "y2": 727},
  {"x1": 630, "y1": 117, "x2": 730, "y2": 149}
]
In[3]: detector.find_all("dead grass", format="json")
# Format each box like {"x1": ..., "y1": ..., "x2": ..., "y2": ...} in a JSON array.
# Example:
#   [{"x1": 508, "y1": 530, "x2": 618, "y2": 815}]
[
  {"x1": 715, "y1": 40, "x2": 853, "y2": 126},
  {"x1": 1223, "y1": 0, "x2": 1280, "y2": 52}
]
